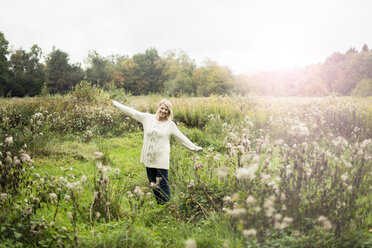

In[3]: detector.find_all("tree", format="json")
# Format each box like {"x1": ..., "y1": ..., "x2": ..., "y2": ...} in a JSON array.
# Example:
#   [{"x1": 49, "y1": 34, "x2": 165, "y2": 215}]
[
  {"x1": 193, "y1": 59, "x2": 233, "y2": 96},
  {"x1": 132, "y1": 48, "x2": 162, "y2": 94},
  {"x1": 45, "y1": 48, "x2": 83, "y2": 94},
  {"x1": 0, "y1": 31, "x2": 10, "y2": 96},
  {"x1": 8, "y1": 45, "x2": 45, "y2": 96},
  {"x1": 321, "y1": 52, "x2": 346, "y2": 93},
  {"x1": 351, "y1": 78, "x2": 372, "y2": 97},
  {"x1": 362, "y1": 44, "x2": 369, "y2": 52},
  {"x1": 117, "y1": 58, "x2": 141, "y2": 94},
  {"x1": 85, "y1": 51, "x2": 113, "y2": 87},
  {"x1": 159, "y1": 50, "x2": 196, "y2": 96}
]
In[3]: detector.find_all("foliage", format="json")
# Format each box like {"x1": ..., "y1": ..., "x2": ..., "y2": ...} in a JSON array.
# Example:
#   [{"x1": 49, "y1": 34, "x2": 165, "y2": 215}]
[
  {"x1": 3, "y1": 27, "x2": 371, "y2": 97},
  {"x1": 85, "y1": 51, "x2": 114, "y2": 87},
  {"x1": 234, "y1": 45, "x2": 372, "y2": 97},
  {"x1": 70, "y1": 80, "x2": 100, "y2": 102},
  {"x1": 0, "y1": 31, "x2": 10, "y2": 97},
  {"x1": 45, "y1": 47, "x2": 84, "y2": 94},
  {"x1": 7, "y1": 45, "x2": 45, "y2": 97},
  {"x1": 193, "y1": 59, "x2": 233, "y2": 96},
  {"x1": 352, "y1": 78, "x2": 372, "y2": 97},
  {"x1": 0, "y1": 95, "x2": 371, "y2": 247}
]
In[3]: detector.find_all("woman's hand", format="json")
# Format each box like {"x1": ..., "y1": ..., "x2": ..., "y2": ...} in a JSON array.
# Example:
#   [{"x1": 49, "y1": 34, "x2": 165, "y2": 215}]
[{"x1": 196, "y1": 146, "x2": 203, "y2": 152}]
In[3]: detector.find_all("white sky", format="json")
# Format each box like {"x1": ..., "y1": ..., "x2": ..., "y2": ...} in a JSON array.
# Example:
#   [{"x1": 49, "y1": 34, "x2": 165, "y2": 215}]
[{"x1": 1, "y1": 0, "x2": 372, "y2": 74}]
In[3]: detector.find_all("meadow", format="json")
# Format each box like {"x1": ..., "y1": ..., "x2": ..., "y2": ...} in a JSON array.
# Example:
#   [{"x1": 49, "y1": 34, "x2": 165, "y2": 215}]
[{"x1": 1, "y1": 84, "x2": 371, "y2": 247}]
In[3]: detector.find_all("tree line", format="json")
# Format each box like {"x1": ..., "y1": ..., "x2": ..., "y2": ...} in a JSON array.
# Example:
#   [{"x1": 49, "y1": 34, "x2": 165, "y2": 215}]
[
  {"x1": 0, "y1": 31, "x2": 371, "y2": 97},
  {"x1": 234, "y1": 45, "x2": 372, "y2": 97}
]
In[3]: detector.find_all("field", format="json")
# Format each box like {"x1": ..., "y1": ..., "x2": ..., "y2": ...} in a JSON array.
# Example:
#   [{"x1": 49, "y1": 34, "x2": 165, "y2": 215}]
[{"x1": 1, "y1": 87, "x2": 372, "y2": 247}]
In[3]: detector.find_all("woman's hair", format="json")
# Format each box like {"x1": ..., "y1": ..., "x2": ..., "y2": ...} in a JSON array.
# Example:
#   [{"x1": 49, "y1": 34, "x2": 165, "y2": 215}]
[{"x1": 156, "y1": 99, "x2": 173, "y2": 120}]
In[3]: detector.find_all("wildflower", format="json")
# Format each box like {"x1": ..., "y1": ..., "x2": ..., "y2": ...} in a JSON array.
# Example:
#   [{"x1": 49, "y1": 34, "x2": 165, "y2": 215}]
[
  {"x1": 223, "y1": 196, "x2": 232, "y2": 203},
  {"x1": 5, "y1": 136, "x2": 13, "y2": 145},
  {"x1": 61, "y1": 226, "x2": 67, "y2": 232},
  {"x1": 187, "y1": 180, "x2": 195, "y2": 189},
  {"x1": 293, "y1": 230, "x2": 301, "y2": 237},
  {"x1": 67, "y1": 182, "x2": 74, "y2": 190},
  {"x1": 96, "y1": 162, "x2": 103, "y2": 170},
  {"x1": 102, "y1": 166, "x2": 111, "y2": 173},
  {"x1": 49, "y1": 221, "x2": 55, "y2": 227},
  {"x1": 340, "y1": 173, "x2": 348, "y2": 182},
  {"x1": 226, "y1": 208, "x2": 246, "y2": 217},
  {"x1": 114, "y1": 168, "x2": 120, "y2": 176},
  {"x1": 216, "y1": 167, "x2": 228, "y2": 178},
  {"x1": 360, "y1": 139, "x2": 371, "y2": 149},
  {"x1": 49, "y1": 193, "x2": 58, "y2": 203},
  {"x1": 232, "y1": 193, "x2": 240, "y2": 201},
  {"x1": 236, "y1": 163, "x2": 259, "y2": 180},
  {"x1": 67, "y1": 212, "x2": 73, "y2": 220},
  {"x1": 246, "y1": 196, "x2": 256, "y2": 205},
  {"x1": 191, "y1": 155, "x2": 200, "y2": 161},
  {"x1": 81, "y1": 175, "x2": 87, "y2": 184},
  {"x1": 13, "y1": 157, "x2": 20, "y2": 165},
  {"x1": 134, "y1": 186, "x2": 144, "y2": 197},
  {"x1": 347, "y1": 185, "x2": 353, "y2": 192},
  {"x1": 274, "y1": 222, "x2": 285, "y2": 230},
  {"x1": 260, "y1": 173, "x2": 271, "y2": 183},
  {"x1": 126, "y1": 191, "x2": 134, "y2": 198},
  {"x1": 185, "y1": 239, "x2": 197, "y2": 248},
  {"x1": 150, "y1": 182, "x2": 158, "y2": 189},
  {"x1": 0, "y1": 193, "x2": 8, "y2": 201},
  {"x1": 156, "y1": 177, "x2": 162, "y2": 185},
  {"x1": 207, "y1": 147, "x2": 215, "y2": 152},
  {"x1": 264, "y1": 195, "x2": 276, "y2": 217},
  {"x1": 20, "y1": 153, "x2": 33, "y2": 163},
  {"x1": 288, "y1": 122, "x2": 310, "y2": 138},
  {"x1": 318, "y1": 215, "x2": 332, "y2": 231},
  {"x1": 59, "y1": 176, "x2": 68, "y2": 184},
  {"x1": 254, "y1": 206, "x2": 261, "y2": 212},
  {"x1": 95, "y1": 212, "x2": 101, "y2": 218},
  {"x1": 274, "y1": 213, "x2": 282, "y2": 222},
  {"x1": 283, "y1": 216, "x2": 293, "y2": 224},
  {"x1": 242, "y1": 228, "x2": 257, "y2": 237},
  {"x1": 342, "y1": 158, "x2": 352, "y2": 168},
  {"x1": 4, "y1": 156, "x2": 12, "y2": 165},
  {"x1": 64, "y1": 194, "x2": 71, "y2": 201},
  {"x1": 194, "y1": 161, "x2": 203, "y2": 170},
  {"x1": 332, "y1": 136, "x2": 348, "y2": 148}
]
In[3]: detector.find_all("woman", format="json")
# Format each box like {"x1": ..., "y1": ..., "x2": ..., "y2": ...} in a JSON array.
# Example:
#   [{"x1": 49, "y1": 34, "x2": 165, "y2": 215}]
[{"x1": 112, "y1": 99, "x2": 203, "y2": 204}]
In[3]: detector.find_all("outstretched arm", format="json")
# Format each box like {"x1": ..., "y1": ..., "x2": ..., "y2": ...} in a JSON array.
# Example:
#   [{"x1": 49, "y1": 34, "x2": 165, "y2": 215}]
[
  {"x1": 171, "y1": 122, "x2": 203, "y2": 152},
  {"x1": 111, "y1": 100, "x2": 146, "y2": 123}
]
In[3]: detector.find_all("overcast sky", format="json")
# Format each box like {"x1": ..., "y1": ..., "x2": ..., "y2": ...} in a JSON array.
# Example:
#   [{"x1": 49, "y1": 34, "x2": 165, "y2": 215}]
[{"x1": 1, "y1": 0, "x2": 372, "y2": 74}]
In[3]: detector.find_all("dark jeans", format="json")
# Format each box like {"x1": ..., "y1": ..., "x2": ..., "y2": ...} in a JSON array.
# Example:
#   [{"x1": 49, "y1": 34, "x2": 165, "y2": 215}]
[{"x1": 146, "y1": 167, "x2": 170, "y2": 204}]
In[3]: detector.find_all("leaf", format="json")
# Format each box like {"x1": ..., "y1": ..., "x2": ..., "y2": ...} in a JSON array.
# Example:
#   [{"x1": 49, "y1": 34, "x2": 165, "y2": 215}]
[{"x1": 14, "y1": 231, "x2": 22, "y2": 239}]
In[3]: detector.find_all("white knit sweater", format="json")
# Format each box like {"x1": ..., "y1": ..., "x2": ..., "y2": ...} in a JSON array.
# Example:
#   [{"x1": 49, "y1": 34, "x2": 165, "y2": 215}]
[{"x1": 112, "y1": 100, "x2": 200, "y2": 169}]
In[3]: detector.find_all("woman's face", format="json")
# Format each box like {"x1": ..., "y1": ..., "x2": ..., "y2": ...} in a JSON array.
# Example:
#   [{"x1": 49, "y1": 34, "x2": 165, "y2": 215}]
[{"x1": 158, "y1": 104, "x2": 169, "y2": 120}]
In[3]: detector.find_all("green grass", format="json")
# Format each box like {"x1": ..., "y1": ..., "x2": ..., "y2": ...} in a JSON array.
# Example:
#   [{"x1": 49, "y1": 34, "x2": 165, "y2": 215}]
[{"x1": 27, "y1": 133, "x2": 248, "y2": 247}]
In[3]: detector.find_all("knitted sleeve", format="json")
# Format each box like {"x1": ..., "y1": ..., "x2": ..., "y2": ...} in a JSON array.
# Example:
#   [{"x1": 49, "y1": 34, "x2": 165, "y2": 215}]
[
  {"x1": 171, "y1": 121, "x2": 199, "y2": 151},
  {"x1": 112, "y1": 100, "x2": 146, "y2": 123}
]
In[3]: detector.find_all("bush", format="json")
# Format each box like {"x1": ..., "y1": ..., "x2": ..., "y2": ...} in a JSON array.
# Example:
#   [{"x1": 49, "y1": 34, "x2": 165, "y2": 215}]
[{"x1": 352, "y1": 78, "x2": 372, "y2": 97}]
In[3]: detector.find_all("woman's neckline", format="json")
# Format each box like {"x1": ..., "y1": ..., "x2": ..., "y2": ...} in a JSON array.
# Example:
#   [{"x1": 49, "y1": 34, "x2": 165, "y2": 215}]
[{"x1": 154, "y1": 116, "x2": 169, "y2": 123}]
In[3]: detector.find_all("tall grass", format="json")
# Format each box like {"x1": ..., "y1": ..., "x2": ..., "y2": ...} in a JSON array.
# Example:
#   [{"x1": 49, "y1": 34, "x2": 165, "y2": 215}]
[{"x1": 0, "y1": 90, "x2": 371, "y2": 247}]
